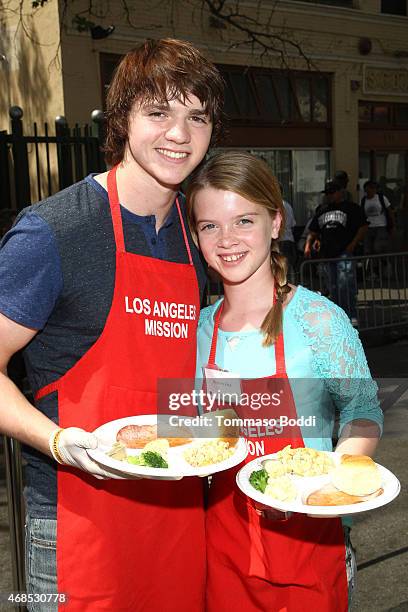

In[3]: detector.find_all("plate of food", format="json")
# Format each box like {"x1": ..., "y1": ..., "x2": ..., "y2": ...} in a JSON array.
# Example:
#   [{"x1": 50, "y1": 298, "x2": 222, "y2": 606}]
[
  {"x1": 236, "y1": 445, "x2": 400, "y2": 516},
  {"x1": 87, "y1": 414, "x2": 247, "y2": 479}
]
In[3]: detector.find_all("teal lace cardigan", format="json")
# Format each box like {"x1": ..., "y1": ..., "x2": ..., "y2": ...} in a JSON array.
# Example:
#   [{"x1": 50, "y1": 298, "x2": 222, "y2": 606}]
[{"x1": 196, "y1": 285, "x2": 383, "y2": 450}]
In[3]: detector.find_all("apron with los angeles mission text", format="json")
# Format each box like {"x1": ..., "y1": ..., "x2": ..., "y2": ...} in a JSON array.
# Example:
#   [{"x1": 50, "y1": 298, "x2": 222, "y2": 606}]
[
  {"x1": 34, "y1": 166, "x2": 205, "y2": 611},
  {"x1": 205, "y1": 300, "x2": 348, "y2": 612}
]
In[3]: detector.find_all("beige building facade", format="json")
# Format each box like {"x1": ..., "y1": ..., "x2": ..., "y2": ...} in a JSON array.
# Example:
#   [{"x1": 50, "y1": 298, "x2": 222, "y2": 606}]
[{"x1": 1, "y1": 0, "x2": 408, "y2": 230}]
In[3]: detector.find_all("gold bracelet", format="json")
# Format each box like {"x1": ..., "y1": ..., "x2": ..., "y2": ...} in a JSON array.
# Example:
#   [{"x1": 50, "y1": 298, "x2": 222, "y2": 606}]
[{"x1": 50, "y1": 428, "x2": 65, "y2": 464}]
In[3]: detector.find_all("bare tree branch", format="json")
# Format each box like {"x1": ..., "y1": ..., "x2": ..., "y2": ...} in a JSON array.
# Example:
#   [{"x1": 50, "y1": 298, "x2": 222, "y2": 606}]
[{"x1": 202, "y1": 0, "x2": 314, "y2": 69}]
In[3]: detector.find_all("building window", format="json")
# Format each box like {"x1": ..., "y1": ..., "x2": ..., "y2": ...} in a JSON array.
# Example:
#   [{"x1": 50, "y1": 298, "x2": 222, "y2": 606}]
[
  {"x1": 358, "y1": 103, "x2": 371, "y2": 123},
  {"x1": 359, "y1": 101, "x2": 408, "y2": 127},
  {"x1": 252, "y1": 73, "x2": 281, "y2": 120},
  {"x1": 395, "y1": 105, "x2": 408, "y2": 124},
  {"x1": 313, "y1": 77, "x2": 329, "y2": 122},
  {"x1": 100, "y1": 53, "x2": 122, "y2": 107},
  {"x1": 381, "y1": 0, "x2": 407, "y2": 15},
  {"x1": 372, "y1": 105, "x2": 390, "y2": 124},
  {"x1": 218, "y1": 65, "x2": 331, "y2": 126}
]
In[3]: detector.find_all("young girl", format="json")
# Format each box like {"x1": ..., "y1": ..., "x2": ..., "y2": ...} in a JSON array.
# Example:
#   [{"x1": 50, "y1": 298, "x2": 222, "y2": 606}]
[{"x1": 186, "y1": 152, "x2": 383, "y2": 612}]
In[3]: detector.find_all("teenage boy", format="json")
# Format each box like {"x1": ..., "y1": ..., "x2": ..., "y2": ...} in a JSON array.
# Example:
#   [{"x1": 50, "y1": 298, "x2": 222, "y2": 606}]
[{"x1": 0, "y1": 38, "x2": 224, "y2": 611}]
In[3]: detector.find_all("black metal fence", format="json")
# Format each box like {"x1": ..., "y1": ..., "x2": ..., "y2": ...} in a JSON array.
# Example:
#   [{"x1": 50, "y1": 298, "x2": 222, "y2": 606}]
[{"x1": 0, "y1": 106, "x2": 106, "y2": 212}]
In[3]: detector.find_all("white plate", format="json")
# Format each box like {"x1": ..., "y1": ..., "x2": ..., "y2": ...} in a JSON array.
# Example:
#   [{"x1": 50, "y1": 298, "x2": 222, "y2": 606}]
[
  {"x1": 236, "y1": 452, "x2": 401, "y2": 517},
  {"x1": 87, "y1": 415, "x2": 248, "y2": 479}
]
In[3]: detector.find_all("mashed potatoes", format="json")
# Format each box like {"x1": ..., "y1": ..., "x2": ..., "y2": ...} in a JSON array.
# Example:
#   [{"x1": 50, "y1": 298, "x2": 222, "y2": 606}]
[
  {"x1": 264, "y1": 476, "x2": 298, "y2": 502},
  {"x1": 275, "y1": 445, "x2": 334, "y2": 477},
  {"x1": 184, "y1": 439, "x2": 234, "y2": 467},
  {"x1": 263, "y1": 460, "x2": 287, "y2": 478}
]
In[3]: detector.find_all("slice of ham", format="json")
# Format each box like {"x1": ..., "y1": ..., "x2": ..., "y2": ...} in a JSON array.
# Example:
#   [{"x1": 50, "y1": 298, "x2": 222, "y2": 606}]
[
  {"x1": 116, "y1": 424, "x2": 157, "y2": 449},
  {"x1": 306, "y1": 482, "x2": 383, "y2": 506},
  {"x1": 116, "y1": 423, "x2": 193, "y2": 448}
]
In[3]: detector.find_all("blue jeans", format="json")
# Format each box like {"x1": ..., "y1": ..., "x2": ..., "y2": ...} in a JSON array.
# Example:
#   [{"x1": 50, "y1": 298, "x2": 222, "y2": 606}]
[
  {"x1": 25, "y1": 516, "x2": 58, "y2": 612},
  {"x1": 323, "y1": 254, "x2": 357, "y2": 319}
]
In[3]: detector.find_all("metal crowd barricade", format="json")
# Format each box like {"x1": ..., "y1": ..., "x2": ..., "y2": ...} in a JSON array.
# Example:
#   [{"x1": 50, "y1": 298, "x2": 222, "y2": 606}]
[
  {"x1": 299, "y1": 251, "x2": 408, "y2": 332},
  {"x1": 206, "y1": 251, "x2": 408, "y2": 332}
]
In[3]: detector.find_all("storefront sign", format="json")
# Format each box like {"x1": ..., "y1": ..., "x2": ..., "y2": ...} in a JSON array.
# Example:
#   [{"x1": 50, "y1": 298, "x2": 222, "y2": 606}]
[{"x1": 364, "y1": 66, "x2": 408, "y2": 96}]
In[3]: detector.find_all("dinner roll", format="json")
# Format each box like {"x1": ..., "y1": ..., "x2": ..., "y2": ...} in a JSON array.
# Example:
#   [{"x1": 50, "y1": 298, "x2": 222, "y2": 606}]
[
  {"x1": 331, "y1": 454, "x2": 382, "y2": 496},
  {"x1": 210, "y1": 408, "x2": 240, "y2": 442}
]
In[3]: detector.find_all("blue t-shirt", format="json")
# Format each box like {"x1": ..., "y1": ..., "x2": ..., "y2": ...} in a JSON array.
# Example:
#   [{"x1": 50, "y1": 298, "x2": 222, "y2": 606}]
[{"x1": 0, "y1": 175, "x2": 196, "y2": 329}]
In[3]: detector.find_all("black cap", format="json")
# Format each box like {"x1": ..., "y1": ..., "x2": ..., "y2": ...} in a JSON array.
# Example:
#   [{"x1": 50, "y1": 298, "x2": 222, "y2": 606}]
[
  {"x1": 321, "y1": 180, "x2": 342, "y2": 194},
  {"x1": 334, "y1": 170, "x2": 349, "y2": 181}
]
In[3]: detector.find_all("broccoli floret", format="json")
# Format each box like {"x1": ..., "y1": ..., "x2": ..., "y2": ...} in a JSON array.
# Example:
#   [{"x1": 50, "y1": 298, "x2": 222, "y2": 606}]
[
  {"x1": 249, "y1": 469, "x2": 269, "y2": 493},
  {"x1": 141, "y1": 451, "x2": 168, "y2": 469},
  {"x1": 126, "y1": 451, "x2": 168, "y2": 468}
]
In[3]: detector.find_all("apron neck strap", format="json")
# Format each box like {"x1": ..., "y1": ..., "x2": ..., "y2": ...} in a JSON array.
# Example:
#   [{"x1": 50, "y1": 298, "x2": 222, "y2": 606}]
[
  {"x1": 175, "y1": 197, "x2": 194, "y2": 266},
  {"x1": 107, "y1": 165, "x2": 125, "y2": 253},
  {"x1": 208, "y1": 291, "x2": 287, "y2": 375},
  {"x1": 208, "y1": 300, "x2": 224, "y2": 365},
  {"x1": 273, "y1": 285, "x2": 286, "y2": 376}
]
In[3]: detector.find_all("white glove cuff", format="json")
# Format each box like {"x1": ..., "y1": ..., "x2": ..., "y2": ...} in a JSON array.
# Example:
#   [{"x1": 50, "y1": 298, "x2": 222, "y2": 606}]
[{"x1": 49, "y1": 428, "x2": 65, "y2": 464}]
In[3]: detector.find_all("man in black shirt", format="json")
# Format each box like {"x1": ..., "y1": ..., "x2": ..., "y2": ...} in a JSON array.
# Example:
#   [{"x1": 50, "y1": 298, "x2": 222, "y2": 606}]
[{"x1": 304, "y1": 180, "x2": 368, "y2": 323}]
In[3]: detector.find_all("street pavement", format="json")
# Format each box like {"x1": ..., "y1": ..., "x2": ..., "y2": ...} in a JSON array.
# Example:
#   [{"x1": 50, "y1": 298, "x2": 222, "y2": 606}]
[
  {"x1": 0, "y1": 337, "x2": 407, "y2": 611},
  {"x1": 350, "y1": 336, "x2": 408, "y2": 612}
]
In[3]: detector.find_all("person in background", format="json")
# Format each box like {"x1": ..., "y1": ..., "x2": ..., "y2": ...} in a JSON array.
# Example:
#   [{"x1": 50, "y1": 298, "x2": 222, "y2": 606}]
[
  {"x1": 0, "y1": 38, "x2": 224, "y2": 611},
  {"x1": 304, "y1": 180, "x2": 368, "y2": 326},
  {"x1": 279, "y1": 183, "x2": 297, "y2": 282},
  {"x1": 362, "y1": 180, "x2": 395, "y2": 255},
  {"x1": 185, "y1": 151, "x2": 383, "y2": 612},
  {"x1": 334, "y1": 170, "x2": 353, "y2": 203},
  {"x1": 297, "y1": 215, "x2": 320, "y2": 259}
]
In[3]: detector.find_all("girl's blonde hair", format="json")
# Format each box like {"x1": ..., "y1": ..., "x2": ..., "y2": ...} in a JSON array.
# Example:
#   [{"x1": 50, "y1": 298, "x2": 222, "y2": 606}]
[{"x1": 185, "y1": 151, "x2": 290, "y2": 346}]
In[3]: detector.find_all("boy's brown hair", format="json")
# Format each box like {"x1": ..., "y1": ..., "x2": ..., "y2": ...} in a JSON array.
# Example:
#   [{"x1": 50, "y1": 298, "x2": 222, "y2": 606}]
[{"x1": 104, "y1": 38, "x2": 225, "y2": 165}]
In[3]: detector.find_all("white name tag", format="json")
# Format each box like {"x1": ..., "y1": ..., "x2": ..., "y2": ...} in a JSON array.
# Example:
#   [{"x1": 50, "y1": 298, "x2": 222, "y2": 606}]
[{"x1": 204, "y1": 366, "x2": 242, "y2": 404}]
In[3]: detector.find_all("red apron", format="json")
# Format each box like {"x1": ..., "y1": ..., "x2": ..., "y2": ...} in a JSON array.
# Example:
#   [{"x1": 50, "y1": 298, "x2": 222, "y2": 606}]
[
  {"x1": 205, "y1": 301, "x2": 348, "y2": 612},
  {"x1": 35, "y1": 166, "x2": 205, "y2": 611}
]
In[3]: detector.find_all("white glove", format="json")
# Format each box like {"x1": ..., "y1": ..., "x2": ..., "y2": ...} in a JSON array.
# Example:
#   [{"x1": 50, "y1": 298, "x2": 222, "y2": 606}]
[{"x1": 49, "y1": 427, "x2": 138, "y2": 480}]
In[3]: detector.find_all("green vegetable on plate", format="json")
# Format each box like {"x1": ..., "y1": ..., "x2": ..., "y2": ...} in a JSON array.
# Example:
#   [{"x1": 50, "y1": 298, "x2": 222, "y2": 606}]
[
  {"x1": 127, "y1": 451, "x2": 168, "y2": 469},
  {"x1": 249, "y1": 468, "x2": 269, "y2": 493}
]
